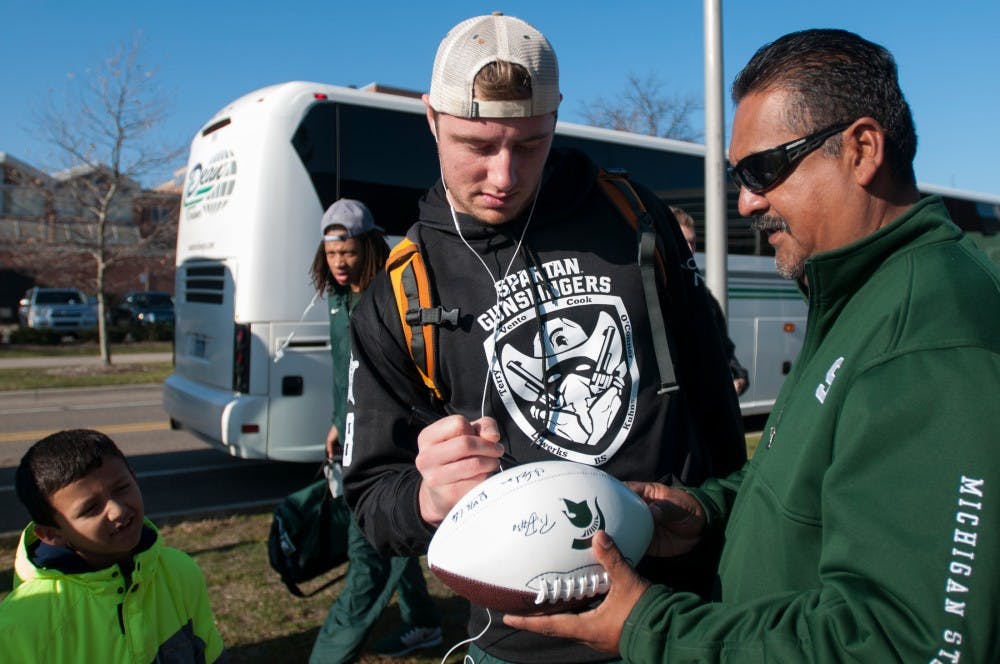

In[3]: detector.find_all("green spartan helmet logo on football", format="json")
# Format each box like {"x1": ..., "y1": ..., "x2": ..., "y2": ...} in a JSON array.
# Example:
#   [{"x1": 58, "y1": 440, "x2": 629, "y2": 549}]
[{"x1": 562, "y1": 497, "x2": 606, "y2": 550}]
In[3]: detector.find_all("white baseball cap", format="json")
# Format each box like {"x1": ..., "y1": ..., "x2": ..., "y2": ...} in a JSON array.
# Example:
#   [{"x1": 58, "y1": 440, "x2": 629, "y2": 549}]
[{"x1": 428, "y1": 12, "x2": 560, "y2": 119}]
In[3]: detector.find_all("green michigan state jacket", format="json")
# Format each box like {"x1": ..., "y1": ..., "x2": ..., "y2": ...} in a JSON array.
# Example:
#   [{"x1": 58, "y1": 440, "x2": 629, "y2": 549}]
[{"x1": 620, "y1": 196, "x2": 1000, "y2": 663}]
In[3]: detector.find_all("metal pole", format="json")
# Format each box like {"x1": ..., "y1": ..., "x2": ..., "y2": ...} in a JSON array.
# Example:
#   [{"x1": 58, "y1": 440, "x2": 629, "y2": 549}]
[{"x1": 703, "y1": 0, "x2": 728, "y2": 313}]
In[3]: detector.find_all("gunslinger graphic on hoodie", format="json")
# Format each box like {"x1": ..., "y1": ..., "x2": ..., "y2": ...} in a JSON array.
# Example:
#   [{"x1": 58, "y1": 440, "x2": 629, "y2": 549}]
[{"x1": 485, "y1": 294, "x2": 640, "y2": 466}]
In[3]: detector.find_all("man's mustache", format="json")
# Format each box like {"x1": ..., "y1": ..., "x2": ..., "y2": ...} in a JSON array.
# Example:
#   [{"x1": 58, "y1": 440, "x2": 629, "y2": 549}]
[{"x1": 750, "y1": 215, "x2": 789, "y2": 233}]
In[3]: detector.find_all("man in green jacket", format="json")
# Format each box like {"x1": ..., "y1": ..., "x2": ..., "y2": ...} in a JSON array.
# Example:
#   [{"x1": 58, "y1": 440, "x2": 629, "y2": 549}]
[{"x1": 507, "y1": 28, "x2": 1000, "y2": 663}]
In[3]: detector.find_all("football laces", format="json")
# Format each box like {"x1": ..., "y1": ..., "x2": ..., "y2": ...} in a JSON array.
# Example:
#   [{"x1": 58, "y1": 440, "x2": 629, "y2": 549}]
[{"x1": 534, "y1": 570, "x2": 611, "y2": 604}]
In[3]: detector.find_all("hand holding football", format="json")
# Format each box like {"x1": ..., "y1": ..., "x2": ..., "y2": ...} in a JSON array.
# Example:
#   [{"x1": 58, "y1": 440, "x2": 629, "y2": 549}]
[{"x1": 427, "y1": 460, "x2": 653, "y2": 615}]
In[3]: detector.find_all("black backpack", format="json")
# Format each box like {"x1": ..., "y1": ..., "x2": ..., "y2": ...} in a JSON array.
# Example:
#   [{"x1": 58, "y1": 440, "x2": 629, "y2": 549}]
[
  {"x1": 387, "y1": 169, "x2": 679, "y2": 401},
  {"x1": 267, "y1": 469, "x2": 352, "y2": 597}
]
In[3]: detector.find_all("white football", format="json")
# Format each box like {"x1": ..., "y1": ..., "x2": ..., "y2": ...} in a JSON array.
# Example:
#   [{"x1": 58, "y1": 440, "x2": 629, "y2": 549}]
[{"x1": 427, "y1": 460, "x2": 653, "y2": 615}]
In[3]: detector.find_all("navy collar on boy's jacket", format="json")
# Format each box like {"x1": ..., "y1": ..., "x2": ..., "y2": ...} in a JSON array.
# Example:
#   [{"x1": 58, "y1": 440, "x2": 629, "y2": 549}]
[{"x1": 28, "y1": 524, "x2": 157, "y2": 574}]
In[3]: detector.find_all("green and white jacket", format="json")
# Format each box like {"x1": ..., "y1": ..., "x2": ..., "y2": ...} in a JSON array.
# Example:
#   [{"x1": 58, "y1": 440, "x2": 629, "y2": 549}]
[
  {"x1": 620, "y1": 196, "x2": 1000, "y2": 663},
  {"x1": 0, "y1": 520, "x2": 224, "y2": 663},
  {"x1": 328, "y1": 288, "x2": 361, "y2": 436}
]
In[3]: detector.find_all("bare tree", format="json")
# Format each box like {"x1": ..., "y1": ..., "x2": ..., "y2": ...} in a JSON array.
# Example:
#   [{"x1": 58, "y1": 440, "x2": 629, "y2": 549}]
[
  {"x1": 31, "y1": 32, "x2": 184, "y2": 364},
  {"x1": 581, "y1": 73, "x2": 702, "y2": 141}
]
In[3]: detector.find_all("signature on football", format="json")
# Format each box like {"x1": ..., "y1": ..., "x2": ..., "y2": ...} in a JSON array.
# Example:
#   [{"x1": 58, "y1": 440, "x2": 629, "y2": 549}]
[
  {"x1": 512, "y1": 511, "x2": 556, "y2": 536},
  {"x1": 449, "y1": 489, "x2": 490, "y2": 524},
  {"x1": 500, "y1": 467, "x2": 546, "y2": 487}
]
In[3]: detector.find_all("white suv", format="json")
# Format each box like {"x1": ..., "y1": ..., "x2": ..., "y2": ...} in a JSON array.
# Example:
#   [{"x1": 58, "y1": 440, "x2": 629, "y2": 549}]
[{"x1": 17, "y1": 288, "x2": 98, "y2": 331}]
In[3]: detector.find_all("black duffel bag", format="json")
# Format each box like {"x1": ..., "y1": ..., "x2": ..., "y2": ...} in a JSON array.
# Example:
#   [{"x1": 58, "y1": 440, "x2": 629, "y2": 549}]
[{"x1": 267, "y1": 462, "x2": 351, "y2": 597}]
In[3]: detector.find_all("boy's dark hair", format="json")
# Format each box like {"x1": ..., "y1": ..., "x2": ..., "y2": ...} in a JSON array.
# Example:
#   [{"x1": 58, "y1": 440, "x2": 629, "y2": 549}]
[
  {"x1": 732, "y1": 28, "x2": 917, "y2": 187},
  {"x1": 15, "y1": 429, "x2": 129, "y2": 526}
]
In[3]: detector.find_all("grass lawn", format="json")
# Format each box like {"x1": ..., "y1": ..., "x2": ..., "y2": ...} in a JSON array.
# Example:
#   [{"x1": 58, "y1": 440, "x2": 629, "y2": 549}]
[
  {"x1": 0, "y1": 363, "x2": 174, "y2": 391},
  {"x1": 0, "y1": 340, "x2": 172, "y2": 358},
  {"x1": 0, "y1": 339, "x2": 173, "y2": 391}
]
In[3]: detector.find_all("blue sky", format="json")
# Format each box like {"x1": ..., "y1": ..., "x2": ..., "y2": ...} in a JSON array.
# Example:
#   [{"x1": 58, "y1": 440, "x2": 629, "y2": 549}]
[{"x1": 3, "y1": 1, "x2": 998, "y2": 196}]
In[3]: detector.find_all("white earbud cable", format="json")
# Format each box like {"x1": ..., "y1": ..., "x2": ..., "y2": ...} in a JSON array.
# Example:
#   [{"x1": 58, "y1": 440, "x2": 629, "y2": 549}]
[
  {"x1": 439, "y1": 608, "x2": 493, "y2": 664},
  {"x1": 447, "y1": 185, "x2": 539, "y2": 418}
]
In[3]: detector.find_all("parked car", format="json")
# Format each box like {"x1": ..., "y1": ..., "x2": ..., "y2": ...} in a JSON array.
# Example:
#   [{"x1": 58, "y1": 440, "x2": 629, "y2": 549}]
[
  {"x1": 17, "y1": 287, "x2": 98, "y2": 331},
  {"x1": 110, "y1": 291, "x2": 175, "y2": 328}
]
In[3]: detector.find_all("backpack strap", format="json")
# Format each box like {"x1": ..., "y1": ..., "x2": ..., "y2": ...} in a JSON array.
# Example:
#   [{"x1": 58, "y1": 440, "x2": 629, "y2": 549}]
[
  {"x1": 597, "y1": 169, "x2": 679, "y2": 395},
  {"x1": 386, "y1": 238, "x2": 458, "y2": 401}
]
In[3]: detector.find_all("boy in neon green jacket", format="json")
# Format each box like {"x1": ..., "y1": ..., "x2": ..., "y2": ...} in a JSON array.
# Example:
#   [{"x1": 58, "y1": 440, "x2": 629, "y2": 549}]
[{"x1": 0, "y1": 429, "x2": 224, "y2": 663}]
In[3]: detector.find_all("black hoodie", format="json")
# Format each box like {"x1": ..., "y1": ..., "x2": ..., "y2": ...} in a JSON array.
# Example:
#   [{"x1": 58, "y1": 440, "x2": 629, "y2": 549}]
[{"x1": 344, "y1": 147, "x2": 745, "y2": 663}]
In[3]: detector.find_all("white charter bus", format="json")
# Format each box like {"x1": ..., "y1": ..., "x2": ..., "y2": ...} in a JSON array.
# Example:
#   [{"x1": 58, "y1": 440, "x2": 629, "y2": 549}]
[{"x1": 164, "y1": 81, "x2": 1000, "y2": 461}]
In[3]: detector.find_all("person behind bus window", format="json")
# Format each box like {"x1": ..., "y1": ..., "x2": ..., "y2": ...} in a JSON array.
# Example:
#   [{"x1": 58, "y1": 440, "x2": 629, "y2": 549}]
[
  {"x1": 342, "y1": 13, "x2": 746, "y2": 664},
  {"x1": 505, "y1": 28, "x2": 1000, "y2": 662},
  {"x1": 1, "y1": 429, "x2": 225, "y2": 663},
  {"x1": 670, "y1": 205, "x2": 749, "y2": 396},
  {"x1": 308, "y1": 198, "x2": 442, "y2": 662}
]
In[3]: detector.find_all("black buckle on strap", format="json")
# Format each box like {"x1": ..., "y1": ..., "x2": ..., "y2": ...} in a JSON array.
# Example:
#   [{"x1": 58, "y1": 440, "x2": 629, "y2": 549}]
[{"x1": 405, "y1": 306, "x2": 460, "y2": 327}]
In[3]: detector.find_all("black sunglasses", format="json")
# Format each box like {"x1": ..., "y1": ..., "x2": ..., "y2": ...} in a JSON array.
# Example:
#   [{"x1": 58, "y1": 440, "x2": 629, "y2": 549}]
[{"x1": 728, "y1": 121, "x2": 852, "y2": 194}]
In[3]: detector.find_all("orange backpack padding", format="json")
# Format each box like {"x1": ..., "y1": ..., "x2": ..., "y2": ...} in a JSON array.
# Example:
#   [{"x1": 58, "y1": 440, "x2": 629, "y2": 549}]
[
  {"x1": 385, "y1": 238, "x2": 456, "y2": 401},
  {"x1": 386, "y1": 169, "x2": 678, "y2": 403}
]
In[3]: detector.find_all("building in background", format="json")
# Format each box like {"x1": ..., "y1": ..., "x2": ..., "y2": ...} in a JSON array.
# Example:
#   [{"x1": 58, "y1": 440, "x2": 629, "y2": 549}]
[{"x1": 0, "y1": 153, "x2": 179, "y2": 322}]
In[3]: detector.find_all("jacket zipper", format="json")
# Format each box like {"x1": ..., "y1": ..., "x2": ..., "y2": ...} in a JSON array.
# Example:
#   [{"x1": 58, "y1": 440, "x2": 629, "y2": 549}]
[
  {"x1": 765, "y1": 269, "x2": 821, "y2": 451},
  {"x1": 117, "y1": 561, "x2": 131, "y2": 636}
]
